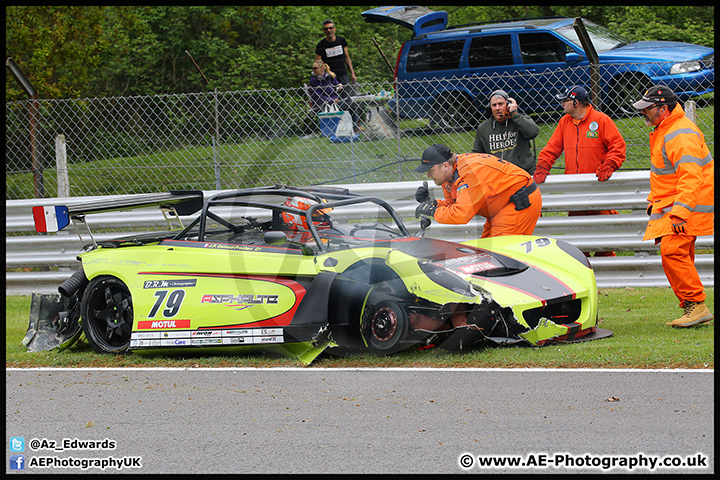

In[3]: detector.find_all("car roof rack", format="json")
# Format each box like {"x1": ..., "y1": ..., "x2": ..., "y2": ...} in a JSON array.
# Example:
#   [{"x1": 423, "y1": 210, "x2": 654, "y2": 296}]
[{"x1": 445, "y1": 15, "x2": 566, "y2": 30}]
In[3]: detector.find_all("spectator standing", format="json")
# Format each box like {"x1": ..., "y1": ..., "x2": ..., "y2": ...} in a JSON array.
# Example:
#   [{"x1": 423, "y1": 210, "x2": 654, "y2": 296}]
[
  {"x1": 534, "y1": 86, "x2": 627, "y2": 257},
  {"x1": 472, "y1": 90, "x2": 539, "y2": 175},
  {"x1": 315, "y1": 19, "x2": 356, "y2": 88},
  {"x1": 633, "y1": 85, "x2": 714, "y2": 328},
  {"x1": 414, "y1": 144, "x2": 541, "y2": 238}
]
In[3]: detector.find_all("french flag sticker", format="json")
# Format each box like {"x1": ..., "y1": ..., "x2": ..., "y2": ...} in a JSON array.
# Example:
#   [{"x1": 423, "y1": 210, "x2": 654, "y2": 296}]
[{"x1": 32, "y1": 206, "x2": 70, "y2": 233}]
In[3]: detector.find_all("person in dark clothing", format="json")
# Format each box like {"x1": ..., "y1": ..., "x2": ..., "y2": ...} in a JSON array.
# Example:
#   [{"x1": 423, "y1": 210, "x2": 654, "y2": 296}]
[
  {"x1": 315, "y1": 19, "x2": 356, "y2": 87},
  {"x1": 472, "y1": 90, "x2": 539, "y2": 175}
]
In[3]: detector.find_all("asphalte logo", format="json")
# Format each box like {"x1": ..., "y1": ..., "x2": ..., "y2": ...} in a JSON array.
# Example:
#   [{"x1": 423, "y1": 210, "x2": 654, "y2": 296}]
[
  {"x1": 201, "y1": 294, "x2": 279, "y2": 304},
  {"x1": 201, "y1": 294, "x2": 280, "y2": 310}
]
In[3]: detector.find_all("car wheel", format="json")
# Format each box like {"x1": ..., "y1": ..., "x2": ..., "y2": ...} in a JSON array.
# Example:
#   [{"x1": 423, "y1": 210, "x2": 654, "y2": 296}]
[
  {"x1": 81, "y1": 276, "x2": 133, "y2": 354},
  {"x1": 609, "y1": 73, "x2": 652, "y2": 117},
  {"x1": 364, "y1": 299, "x2": 409, "y2": 352},
  {"x1": 431, "y1": 92, "x2": 478, "y2": 131}
]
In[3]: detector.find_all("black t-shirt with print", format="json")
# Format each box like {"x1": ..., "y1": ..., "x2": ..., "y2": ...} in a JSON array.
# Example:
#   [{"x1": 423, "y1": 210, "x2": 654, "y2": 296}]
[{"x1": 315, "y1": 36, "x2": 348, "y2": 77}]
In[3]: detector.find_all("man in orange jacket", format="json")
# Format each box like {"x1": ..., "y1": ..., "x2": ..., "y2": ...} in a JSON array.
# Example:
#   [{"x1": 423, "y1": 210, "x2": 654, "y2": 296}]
[
  {"x1": 533, "y1": 86, "x2": 626, "y2": 256},
  {"x1": 633, "y1": 85, "x2": 713, "y2": 328},
  {"x1": 414, "y1": 144, "x2": 541, "y2": 238}
]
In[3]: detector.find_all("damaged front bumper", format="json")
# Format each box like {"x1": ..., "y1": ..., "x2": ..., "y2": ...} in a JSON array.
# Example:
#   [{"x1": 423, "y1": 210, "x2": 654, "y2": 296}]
[{"x1": 23, "y1": 292, "x2": 83, "y2": 352}]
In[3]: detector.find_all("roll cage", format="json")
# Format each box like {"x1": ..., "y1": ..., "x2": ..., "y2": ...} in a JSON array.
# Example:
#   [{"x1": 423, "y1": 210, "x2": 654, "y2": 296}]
[{"x1": 171, "y1": 185, "x2": 411, "y2": 252}]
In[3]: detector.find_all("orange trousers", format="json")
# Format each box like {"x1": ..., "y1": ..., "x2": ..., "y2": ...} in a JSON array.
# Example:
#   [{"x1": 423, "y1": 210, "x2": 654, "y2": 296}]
[
  {"x1": 660, "y1": 234, "x2": 706, "y2": 306},
  {"x1": 481, "y1": 188, "x2": 542, "y2": 238}
]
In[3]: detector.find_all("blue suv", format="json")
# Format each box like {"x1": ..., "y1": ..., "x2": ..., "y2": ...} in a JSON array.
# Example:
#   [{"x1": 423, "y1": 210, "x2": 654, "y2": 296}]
[{"x1": 362, "y1": 7, "x2": 714, "y2": 127}]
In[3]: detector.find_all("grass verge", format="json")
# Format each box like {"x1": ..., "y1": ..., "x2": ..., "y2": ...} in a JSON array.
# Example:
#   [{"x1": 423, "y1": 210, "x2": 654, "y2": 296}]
[{"x1": 5, "y1": 287, "x2": 713, "y2": 369}]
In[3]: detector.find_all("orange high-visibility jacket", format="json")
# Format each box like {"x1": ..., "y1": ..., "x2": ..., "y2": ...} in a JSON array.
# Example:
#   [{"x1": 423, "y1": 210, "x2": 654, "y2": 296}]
[
  {"x1": 643, "y1": 104, "x2": 714, "y2": 240},
  {"x1": 537, "y1": 104, "x2": 626, "y2": 174},
  {"x1": 434, "y1": 153, "x2": 534, "y2": 224}
]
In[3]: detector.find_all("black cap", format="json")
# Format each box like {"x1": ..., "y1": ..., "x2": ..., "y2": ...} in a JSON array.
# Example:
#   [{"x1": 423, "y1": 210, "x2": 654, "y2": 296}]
[
  {"x1": 556, "y1": 86, "x2": 589, "y2": 103},
  {"x1": 632, "y1": 84, "x2": 678, "y2": 110},
  {"x1": 415, "y1": 144, "x2": 452, "y2": 173}
]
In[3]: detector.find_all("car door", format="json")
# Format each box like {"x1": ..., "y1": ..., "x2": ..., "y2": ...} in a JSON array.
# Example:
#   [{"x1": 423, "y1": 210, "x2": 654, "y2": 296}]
[
  {"x1": 463, "y1": 33, "x2": 522, "y2": 114},
  {"x1": 513, "y1": 31, "x2": 590, "y2": 112}
]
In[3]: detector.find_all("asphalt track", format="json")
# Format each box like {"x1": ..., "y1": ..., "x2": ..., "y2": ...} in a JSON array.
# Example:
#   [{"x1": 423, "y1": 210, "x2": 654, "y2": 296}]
[{"x1": 6, "y1": 368, "x2": 714, "y2": 474}]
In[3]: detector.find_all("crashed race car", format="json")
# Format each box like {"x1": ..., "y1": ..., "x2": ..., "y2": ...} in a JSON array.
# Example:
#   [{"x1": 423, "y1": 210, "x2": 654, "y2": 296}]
[{"x1": 24, "y1": 186, "x2": 610, "y2": 363}]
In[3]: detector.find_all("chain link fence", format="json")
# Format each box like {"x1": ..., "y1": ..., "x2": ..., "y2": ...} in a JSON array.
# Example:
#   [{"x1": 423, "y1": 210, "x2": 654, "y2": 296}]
[{"x1": 6, "y1": 63, "x2": 714, "y2": 200}]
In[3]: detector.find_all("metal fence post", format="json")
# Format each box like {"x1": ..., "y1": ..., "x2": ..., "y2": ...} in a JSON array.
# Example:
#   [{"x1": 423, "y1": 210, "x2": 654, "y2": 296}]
[{"x1": 213, "y1": 88, "x2": 221, "y2": 189}]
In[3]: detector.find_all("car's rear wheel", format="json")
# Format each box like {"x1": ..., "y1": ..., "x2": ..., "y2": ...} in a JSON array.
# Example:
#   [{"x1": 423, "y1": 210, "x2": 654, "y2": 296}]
[
  {"x1": 364, "y1": 299, "x2": 409, "y2": 352},
  {"x1": 431, "y1": 92, "x2": 479, "y2": 131},
  {"x1": 81, "y1": 276, "x2": 133, "y2": 354}
]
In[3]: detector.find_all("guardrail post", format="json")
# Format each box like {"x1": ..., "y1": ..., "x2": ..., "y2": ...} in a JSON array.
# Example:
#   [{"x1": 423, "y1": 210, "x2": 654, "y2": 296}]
[
  {"x1": 684, "y1": 99, "x2": 697, "y2": 124},
  {"x1": 56, "y1": 134, "x2": 69, "y2": 197}
]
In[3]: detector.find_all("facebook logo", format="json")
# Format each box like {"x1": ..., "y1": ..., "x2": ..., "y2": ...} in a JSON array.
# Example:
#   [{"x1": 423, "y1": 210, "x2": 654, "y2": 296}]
[
  {"x1": 9, "y1": 455, "x2": 25, "y2": 470},
  {"x1": 10, "y1": 437, "x2": 25, "y2": 452}
]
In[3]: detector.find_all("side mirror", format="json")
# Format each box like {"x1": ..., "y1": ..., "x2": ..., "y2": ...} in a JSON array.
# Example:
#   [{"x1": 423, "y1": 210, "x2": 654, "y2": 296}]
[
  {"x1": 565, "y1": 52, "x2": 583, "y2": 63},
  {"x1": 263, "y1": 230, "x2": 315, "y2": 256},
  {"x1": 264, "y1": 231, "x2": 288, "y2": 245}
]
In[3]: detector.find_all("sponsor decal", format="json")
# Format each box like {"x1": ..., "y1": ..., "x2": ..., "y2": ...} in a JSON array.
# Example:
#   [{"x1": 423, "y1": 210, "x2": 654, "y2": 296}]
[
  {"x1": 143, "y1": 279, "x2": 197, "y2": 289},
  {"x1": 131, "y1": 332, "x2": 161, "y2": 339},
  {"x1": 191, "y1": 330, "x2": 221, "y2": 337},
  {"x1": 130, "y1": 339, "x2": 161, "y2": 348},
  {"x1": 202, "y1": 243, "x2": 263, "y2": 252},
  {"x1": 457, "y1": 261, "x2": 497, "y2": 274},
  {"x1": 161, "y1": 331, "x2": 191, "y2": 338},
  {"x1": 258, "y1": 328, "x2": 283, "y2": 336},
  {"x1": 438, "y1": 253, "x2": 492, "y2": 267},
  {"x1": 161, "y1": 338, "x2": 191, "y2": 346},
  {"x1": 255, "y1": 336, "x2": 284, "y2": 344},
  {"x1": 222, "y1": 337, "x2": 251, "y2": 345},
  {"x1": 191, "y1": 338, "x2": 222, "y2": 345},
  {"x1": 129, "y1": 327, "x2": 286, "y2": 348},
  {"x1": 136, "y1": 319, "x2": 191, "y2": 329},
  {"x1": 222, "y1": 329, "x2": 254, "y2": 337}
]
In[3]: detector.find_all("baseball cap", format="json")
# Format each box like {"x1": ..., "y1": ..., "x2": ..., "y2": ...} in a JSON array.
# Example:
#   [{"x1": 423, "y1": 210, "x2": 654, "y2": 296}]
[
  {"x1": 632, "y1": 85, "x2": 678, "y2": 110},
  {"x1": 415, "y1": 144, "x2": 452, "y2": 173},
  {"x1": 556, "y1": 86, "x2": 589, "y2": 103}
]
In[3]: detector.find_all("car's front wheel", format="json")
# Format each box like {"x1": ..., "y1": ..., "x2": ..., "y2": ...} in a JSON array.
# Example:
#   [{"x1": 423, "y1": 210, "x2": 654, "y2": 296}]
[
  {"x1": 609, "y1": 72, "x2": 653, "y2": 117},
  {"x1": 363, "y1": 299, "x2": 409, "y2": 352},
  {"x1": 81, "y1": 276, "x2": 133, "y2": 354}
]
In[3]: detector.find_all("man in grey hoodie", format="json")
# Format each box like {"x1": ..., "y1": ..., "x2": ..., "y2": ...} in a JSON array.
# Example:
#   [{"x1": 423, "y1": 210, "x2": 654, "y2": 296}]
[{"x1": 471, "y1": 90, "x2": 539, "y2": 175}]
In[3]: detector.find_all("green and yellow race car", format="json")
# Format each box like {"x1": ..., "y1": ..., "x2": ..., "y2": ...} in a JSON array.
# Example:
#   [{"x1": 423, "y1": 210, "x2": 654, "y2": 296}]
[{"x1": 25, "y1": 186, "x2": 608, "y2": 363}]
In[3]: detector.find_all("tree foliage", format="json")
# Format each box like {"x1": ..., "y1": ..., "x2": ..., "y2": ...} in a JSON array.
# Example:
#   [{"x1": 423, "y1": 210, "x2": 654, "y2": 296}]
[{"x1": 5, "y1": 5, "x2": 715, "y2": 100}]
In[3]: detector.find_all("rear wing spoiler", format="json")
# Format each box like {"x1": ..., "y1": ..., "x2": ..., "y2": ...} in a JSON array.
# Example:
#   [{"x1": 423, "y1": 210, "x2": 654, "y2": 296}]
[{"x1": 32, "y1": 190, "x2": 204, "y2": 234}]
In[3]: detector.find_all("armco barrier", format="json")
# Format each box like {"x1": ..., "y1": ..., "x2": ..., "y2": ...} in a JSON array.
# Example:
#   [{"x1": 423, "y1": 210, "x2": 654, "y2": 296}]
[{"x1": 5, "y1": 171, "x2": 714, "y2": 295}]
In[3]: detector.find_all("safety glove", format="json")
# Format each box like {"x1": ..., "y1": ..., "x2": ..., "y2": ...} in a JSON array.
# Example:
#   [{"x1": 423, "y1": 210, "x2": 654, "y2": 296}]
[
  {"x1": 415, "y1": 199, "x2": 437, "y2": 218},
  {"x1": 533, "y1": 167, "x2": 549, "y2": 184},
  {"x1": 596, "y1": 164, "x2": 616, "y2": 182},
  {"x1": 670, "y1": 216, "x2": 687, "y2": 234},
  {"x1": 415, "y1": 181, "x2": 431, "y2": 203}
]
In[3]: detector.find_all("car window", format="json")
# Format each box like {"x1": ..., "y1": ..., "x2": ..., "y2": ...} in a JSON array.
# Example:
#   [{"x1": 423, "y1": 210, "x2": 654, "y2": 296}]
[
  {"x1": 554, "y1": 21, "x2": 630, "y2": 53},
  {"x1": 468, "y1": 34, "x2": 514, "y2": 68},
  {"x1": 519, "y1": 32, "x2": 568, "y2": 64},
  {"x1": 406, "y1": 39, "x2": 465, "y2": 72}
]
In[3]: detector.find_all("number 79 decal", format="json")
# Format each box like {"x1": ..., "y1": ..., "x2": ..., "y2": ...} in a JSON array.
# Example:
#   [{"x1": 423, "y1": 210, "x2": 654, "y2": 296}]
[
  {"x1": 148, "y1": 290, "x2": 186, "y2": 318},
  {"x1": 520, "y1": 237, "x2": 552, "y2": 253}
]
